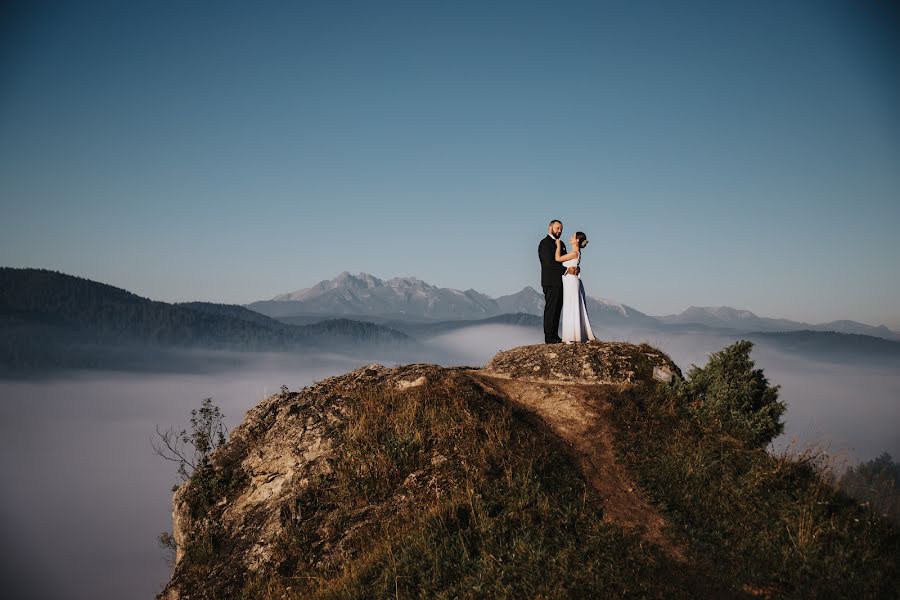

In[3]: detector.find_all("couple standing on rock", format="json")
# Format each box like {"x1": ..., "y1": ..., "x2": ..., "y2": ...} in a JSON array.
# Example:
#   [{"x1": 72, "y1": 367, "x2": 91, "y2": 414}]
[{"x1": 539, "y1": 219, "x2": 597, "y2": 344}]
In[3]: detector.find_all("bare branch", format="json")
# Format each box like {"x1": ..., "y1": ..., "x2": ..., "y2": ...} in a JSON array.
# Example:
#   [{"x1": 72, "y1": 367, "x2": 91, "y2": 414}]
[
  {"x1": 151, "y1": 425, "x2": 197, "y2": 472},
  {"x1": 152, "y1": 397, "x2": 227, "y2": 483}
]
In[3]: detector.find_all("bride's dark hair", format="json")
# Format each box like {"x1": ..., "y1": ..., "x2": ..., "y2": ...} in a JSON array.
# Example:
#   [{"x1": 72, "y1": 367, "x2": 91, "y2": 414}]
[{"x1": 575, "y1": 231, "x2": 588, "y2": 248}]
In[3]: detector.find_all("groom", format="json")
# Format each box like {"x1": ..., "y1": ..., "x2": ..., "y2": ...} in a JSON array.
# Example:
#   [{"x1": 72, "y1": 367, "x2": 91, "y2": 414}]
[{"x1": 539, "y1": 219, "x2": 578, "y2": 344}]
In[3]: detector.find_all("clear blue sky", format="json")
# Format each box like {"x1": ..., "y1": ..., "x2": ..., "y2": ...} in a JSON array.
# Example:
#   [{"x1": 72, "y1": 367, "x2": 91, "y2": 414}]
[{"x1": 2, "y1": 1, "x2": 898, "y2": 327}]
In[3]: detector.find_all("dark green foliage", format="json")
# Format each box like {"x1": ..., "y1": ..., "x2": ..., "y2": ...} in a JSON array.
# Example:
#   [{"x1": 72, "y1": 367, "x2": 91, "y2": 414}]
[
  {"x1": 155, "y1": 397, "x2": 251, "y2": 589},
  {"x1": 611, "y1": 377, "x2": 899, "y2": 598},
  {"x1": 153, "y1": 398, "x2": 227, "y2": 480},
  {"x1": 679, "y1": 340, "x2": 785, "y2": 447},
  {"x1": 840, "y1": 453, "x2": 900, "y2": 523},
  {"x1": 0, "y1": 268, "x2": 291, "y2": 349},
  {"x1": 154, "y1": 397, "x2": 243, "y2": 520}
]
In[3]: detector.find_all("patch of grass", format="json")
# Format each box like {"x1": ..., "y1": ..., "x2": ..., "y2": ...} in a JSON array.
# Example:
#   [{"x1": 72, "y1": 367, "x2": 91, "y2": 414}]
[
  {"x1": 610, "y1": 379, "x2": 900, "y2": 598},
  {"x1": 251, "y1": 369, "x2": 713, "y2": 598}
]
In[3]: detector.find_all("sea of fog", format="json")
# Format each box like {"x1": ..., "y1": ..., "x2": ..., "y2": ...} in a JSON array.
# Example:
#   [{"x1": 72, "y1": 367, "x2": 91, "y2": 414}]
[{"x1": 0, "y1": 326, "x2": 897, "y2": 599}]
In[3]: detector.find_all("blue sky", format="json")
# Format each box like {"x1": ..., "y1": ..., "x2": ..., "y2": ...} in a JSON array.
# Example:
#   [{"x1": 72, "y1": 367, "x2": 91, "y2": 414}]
[{"x1": 2, "y1": 1, "x2": 898, "y2": 327}]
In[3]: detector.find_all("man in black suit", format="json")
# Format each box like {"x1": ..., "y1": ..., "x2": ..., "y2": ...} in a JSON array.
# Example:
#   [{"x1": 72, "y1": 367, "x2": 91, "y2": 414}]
[{"x1": 539, "y1": 219, "x2": 578, "y2": 344}]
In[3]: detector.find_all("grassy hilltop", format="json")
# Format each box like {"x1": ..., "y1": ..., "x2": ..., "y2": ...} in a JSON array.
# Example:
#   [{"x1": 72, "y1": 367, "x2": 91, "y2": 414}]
[{"x1": 158, "y1": 341, "x2": 898, "y2": 599}]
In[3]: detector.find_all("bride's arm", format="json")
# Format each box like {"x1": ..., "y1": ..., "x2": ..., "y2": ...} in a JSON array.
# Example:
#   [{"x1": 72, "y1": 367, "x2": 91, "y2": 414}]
[{"x1": 555, "y1": 239, "x2": 579, "y2": 262}]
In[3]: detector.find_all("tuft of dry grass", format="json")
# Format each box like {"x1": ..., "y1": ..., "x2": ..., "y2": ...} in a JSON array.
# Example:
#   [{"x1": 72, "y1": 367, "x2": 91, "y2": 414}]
[
  {"x1": 241, "y1": 368, "x2": 712, "y2": 599},
  {"x1": 609, "y1": 381, "x2": 900, "y2": 599}
]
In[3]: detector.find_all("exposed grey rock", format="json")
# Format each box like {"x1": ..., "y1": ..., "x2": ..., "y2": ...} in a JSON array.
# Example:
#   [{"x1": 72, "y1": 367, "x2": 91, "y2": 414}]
[{"x1": 482, "y1": 341, "x2": 682, "y2": 385}]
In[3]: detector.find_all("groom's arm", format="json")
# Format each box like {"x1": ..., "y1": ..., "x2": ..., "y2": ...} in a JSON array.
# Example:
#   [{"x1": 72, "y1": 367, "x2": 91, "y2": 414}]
[
  {"x1": 538, "y1": 240, "x2": 555, "y2": 269},
  {"x1": 539, "y1": 240, "x2": 563, "y2": 272},
  {"x1": 539, "y1": 240, "x2": 571, "y2": 275}
]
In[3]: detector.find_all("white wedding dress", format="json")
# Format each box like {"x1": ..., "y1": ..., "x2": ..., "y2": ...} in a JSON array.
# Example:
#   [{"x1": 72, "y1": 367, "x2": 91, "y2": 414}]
[{"x1": 561, "y1": 251, "x2": 597, "y2": 343}]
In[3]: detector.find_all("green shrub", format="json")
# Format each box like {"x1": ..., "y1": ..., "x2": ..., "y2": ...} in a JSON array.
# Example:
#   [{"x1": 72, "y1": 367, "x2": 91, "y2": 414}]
[
  {"x1": 679, "y1": 340, "x2": 785, "y2": 447},
  {"x1": 840, "y1": 452, "x2": 900, "y2": 523},
  {"x1": 154, "y1": 396, "x2": 236, "y2": 565},
  {"x1": 611, "y1": 360, "x2": 899, "y2": 598}
]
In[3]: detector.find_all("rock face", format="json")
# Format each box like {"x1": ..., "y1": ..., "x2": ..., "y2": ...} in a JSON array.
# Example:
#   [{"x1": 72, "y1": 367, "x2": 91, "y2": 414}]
[
  {"x1": 482, "y1": 341, "x2": 682, "y2": 384},
  {"x1": 160, "y1": 362, "x2": 445, "y2": 598},
  {"x1": 157, "y1": 341, "x2": 684, "y2": 599}
]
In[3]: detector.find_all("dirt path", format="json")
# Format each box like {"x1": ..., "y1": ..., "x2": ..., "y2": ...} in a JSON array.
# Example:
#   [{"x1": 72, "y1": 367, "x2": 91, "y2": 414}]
[{"x1": 468, "y1": 371, "x2": 687, "y2": 562}]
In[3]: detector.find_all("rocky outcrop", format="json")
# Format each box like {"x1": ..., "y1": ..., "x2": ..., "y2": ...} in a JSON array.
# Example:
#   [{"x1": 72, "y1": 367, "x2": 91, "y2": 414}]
[
  {"x1": 159, "y1": 336, "x2": 900, "y2": 599},
  {"x1": 482, "y1": 340, "x2": 682, "y2": 384},
  {"x1": 157, "y1": 341, "x2": 685, "y2": 599},
  {"x1": 160, "y1": 362, "x2": 450, "y2": 598}
]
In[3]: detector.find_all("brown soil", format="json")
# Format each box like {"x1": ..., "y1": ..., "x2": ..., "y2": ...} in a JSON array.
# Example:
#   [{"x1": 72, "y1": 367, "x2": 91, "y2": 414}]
[{"x1": 468, "y1": 371, "x2": 688, "y2": 562}]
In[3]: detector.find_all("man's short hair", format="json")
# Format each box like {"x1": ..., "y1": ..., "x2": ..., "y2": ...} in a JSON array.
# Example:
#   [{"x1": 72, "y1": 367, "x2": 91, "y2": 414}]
[{"x1": 549, "y1": 219, "x2": 562, "y2": 226}]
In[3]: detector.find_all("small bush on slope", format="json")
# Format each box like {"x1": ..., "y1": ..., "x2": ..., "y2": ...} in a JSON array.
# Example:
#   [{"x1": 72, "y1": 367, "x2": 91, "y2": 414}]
[
  {"x1": 839, "y1": 452, "x2": 900, "y2": 524},
  {"x1": 611, "y1": 341, "x2": 899, "y2": 598}
]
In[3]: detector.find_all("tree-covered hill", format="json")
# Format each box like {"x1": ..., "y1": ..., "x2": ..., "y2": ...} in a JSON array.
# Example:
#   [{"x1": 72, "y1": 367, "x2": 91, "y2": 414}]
[{"x1": 0, "y1": 268, "x2": 412, "y2": 373}]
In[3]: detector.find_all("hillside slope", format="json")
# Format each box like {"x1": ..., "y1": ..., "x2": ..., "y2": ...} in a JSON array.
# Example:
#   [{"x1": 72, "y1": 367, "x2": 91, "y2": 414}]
[{"x1": 157, "y1": 342, "x2": 898, "y2": 599}]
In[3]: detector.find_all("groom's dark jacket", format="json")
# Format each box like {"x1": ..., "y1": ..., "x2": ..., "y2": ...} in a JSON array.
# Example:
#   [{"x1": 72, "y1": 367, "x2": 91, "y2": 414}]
[{"x1": 538, "y1": 235, "x2": 567, "y2": 287}]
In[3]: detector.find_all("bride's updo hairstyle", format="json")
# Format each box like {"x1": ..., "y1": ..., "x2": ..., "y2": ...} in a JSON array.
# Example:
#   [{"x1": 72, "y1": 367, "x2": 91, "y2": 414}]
[{"x1": 575, "y1": 231, "x2": 588, "y2": 248}]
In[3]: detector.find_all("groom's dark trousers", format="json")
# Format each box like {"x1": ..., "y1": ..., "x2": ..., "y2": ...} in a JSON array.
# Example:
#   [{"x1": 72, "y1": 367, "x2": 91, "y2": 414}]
[{"x1": 538, "y1": 235, "x2": 567, "y2": 343}]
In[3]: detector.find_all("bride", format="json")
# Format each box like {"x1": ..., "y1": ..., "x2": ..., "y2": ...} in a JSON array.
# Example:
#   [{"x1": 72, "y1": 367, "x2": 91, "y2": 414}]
[{"x1": 555, "y1": 231, "x2": 597, "y2": 343}]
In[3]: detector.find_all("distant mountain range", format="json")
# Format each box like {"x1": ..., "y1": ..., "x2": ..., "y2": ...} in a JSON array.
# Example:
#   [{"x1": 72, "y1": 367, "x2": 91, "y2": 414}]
[
  {"x1": 0, "y1": 268, "x2": 413, "y2": 374},
  {"x1": 743, "y1": 330, "x2": 900, "y2": 363},
  {"x1": 249, "y1": 272, "x2": 899, "y2": 341},
  {"x1": 248, "y1": 271, "x2": 658, "y2": 327},
  {"x1": 658, "y1": 306, "x2": 899, "y2": 340},
  {"x1": 3, "y1": 267, "x2": 898, "y2": 375}
]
